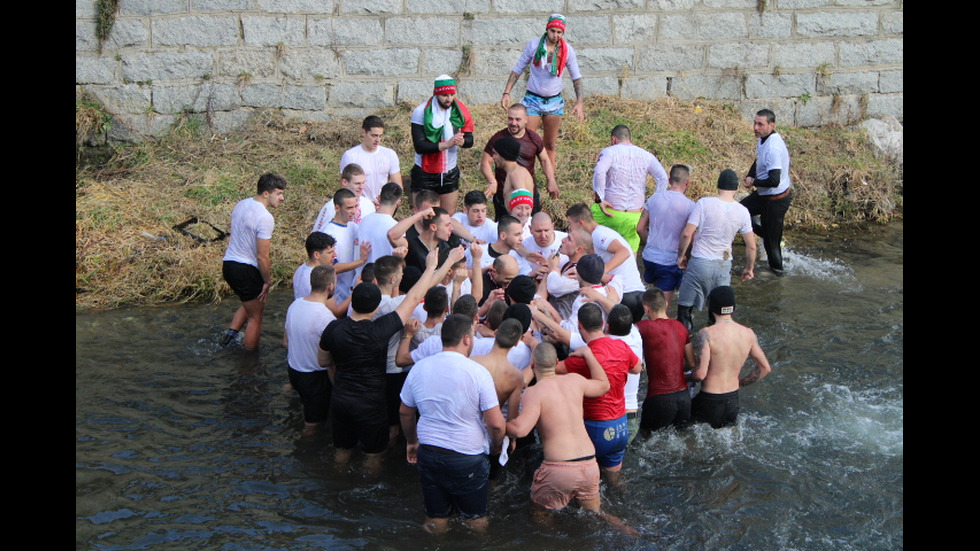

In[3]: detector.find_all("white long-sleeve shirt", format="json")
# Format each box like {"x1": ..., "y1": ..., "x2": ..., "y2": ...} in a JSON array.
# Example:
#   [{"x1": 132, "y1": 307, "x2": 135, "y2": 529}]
[{"x1": 593, "y1": 142, "x2": 669, "y2": 211}]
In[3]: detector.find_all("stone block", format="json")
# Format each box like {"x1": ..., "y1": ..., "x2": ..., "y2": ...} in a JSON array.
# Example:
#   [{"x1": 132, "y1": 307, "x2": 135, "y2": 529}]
[
  {"x1": 242, "y1": 16, "x2": 308, "y2": 47},
  {"x1": 153, "y1": 16, "x2": 240, "y2": 47},
  {"x1": 122, "y1": 51, "x2": 215, "y2": 83},
  {"x1": 342, "y1": 48, "x2": 421, "y2": 76}
]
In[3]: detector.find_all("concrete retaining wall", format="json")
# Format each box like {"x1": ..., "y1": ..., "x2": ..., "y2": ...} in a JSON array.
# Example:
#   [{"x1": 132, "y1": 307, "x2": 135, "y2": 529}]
[{"x1": 75, "y1": 0, "x2": 902, "y2": 142}]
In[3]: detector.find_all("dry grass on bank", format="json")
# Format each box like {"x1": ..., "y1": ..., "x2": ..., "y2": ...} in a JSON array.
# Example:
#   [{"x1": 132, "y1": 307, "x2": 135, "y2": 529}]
[{"x1": 76, "y1": 95, "x2": 902, "y2": 310}]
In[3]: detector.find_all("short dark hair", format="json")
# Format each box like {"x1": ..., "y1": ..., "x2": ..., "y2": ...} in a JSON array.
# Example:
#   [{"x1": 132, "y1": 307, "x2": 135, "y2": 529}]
[
  {"x1": 413, "y1": 189, "x2": 440, "y2": 210},
  {"x1": 497, "y1": 214, "x2": 521, "y2": 236},
  {"x1": 350, "y1": 282, "x2": 382, "y2": 314},
  {"x1": 566, "y1": 203, "x2": 593, "y2": 223},
  {"x1": 441, "y1": 313, "x2": 474, "y2": 347},
  {"x1": 606, "y1": 304, "x2": 633, "y2": 337},
  {"x1": 359, "y1": 262, "x2": 376, "y2": 284},
  {"x1": 309, "y1": 264, "x2": 336, "y2": 292},
  {"x1": 756, "y1": 108, "x2": 776, "y2": 124},
  {"x1": 427, "y1": 206, "x2": 449, "y2": 231},
  {"x1": 494, "y1": 318, "x2": 524, "y2": 349},
  {"x1": 379, "y1": 182, "x2": 403, "y2": 205},
  {"x1": 423, "y1": 286, "x2": 449, "y2": 318},
  {"x1": 257, "y1": 173, "x2": 287, "y2": 194},
  {"x1": 333, "y1": 187, "x2": 356, "y2": 207},
  {"x1": 464, "y1": 190, "x2": 488, "y2": 207},
  {"x1": 452, "y1": 294, "x2": 478, "y2": 319},
  {"x1": 373, "y1": 255, "x2": 404, "y2": 285},
  {"x1": 362, "y1": 115, "x2": 385, "y2": 131},
  {"x1": 611, "y1": 124, "x2": 631, "y2": 140},
  {"x1": 669, "y1": 164, "x2": 691, "y2": 185},
  {"x1": 642, "y1": 287, "x2": 667, "y2": 313},
  {"x1": 577, "y1": 303, "x2": 604, "y2": 333},
  {"x1": 305, "y1": 231, "x2": 336, "y2": 257}
]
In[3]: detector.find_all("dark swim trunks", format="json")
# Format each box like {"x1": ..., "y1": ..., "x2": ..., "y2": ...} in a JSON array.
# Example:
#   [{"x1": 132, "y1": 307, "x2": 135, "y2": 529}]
[{"x1": 692, "y1": 389, "x2": 740, "y2": 428}]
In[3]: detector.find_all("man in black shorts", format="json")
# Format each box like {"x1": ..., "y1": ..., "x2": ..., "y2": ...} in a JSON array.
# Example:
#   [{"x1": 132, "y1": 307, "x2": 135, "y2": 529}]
[
  {"x1": 409, "y1": 74, "x2": 475, "y2": 214},
  {"x1": 318, "y1": 246, "x2": 464, "y2": 470}
]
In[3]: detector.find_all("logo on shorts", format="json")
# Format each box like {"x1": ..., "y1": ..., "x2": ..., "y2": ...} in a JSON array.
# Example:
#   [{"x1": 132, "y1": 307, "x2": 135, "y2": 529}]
[{"x1": 603, "y1": 427, "x2": 616, "y2": 441}]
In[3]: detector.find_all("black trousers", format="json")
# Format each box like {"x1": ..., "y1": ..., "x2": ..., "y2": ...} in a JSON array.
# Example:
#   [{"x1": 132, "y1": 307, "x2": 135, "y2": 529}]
[{"x1": 740, "y1": 190, "x2": 792, "y2": 273}]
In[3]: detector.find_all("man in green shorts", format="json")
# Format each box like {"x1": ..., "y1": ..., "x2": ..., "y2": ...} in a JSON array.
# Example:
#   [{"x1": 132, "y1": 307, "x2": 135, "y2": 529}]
[{"x1": 591, "y1": 124, "x2": 669, "y2": 252}]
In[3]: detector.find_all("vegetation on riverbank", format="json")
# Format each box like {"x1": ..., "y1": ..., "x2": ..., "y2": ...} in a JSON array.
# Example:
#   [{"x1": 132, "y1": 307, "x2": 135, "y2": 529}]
[{"x1": 76, "y1": 96, "x2": 902, "y2": 310}]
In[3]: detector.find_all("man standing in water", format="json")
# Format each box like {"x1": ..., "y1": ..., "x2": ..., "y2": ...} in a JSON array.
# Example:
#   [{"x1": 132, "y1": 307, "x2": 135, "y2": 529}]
[
  {"x1": 399, "y1": 314, "x2": 506, "y2": 534},
  {"x1": 742, "y1": 108, "x2": 792, "y2": 275},
  {"x1": 690, "y1": 286, "x2": 771, "y2": 428},
  {"x1": 220, "y1": 172, "x2": 286, "y2": 350}
]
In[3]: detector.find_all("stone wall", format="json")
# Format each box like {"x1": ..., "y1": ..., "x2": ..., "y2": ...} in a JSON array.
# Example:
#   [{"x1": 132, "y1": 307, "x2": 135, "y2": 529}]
[{"x1": 75, "y1": 0, "x2": 903, "y2": 142}]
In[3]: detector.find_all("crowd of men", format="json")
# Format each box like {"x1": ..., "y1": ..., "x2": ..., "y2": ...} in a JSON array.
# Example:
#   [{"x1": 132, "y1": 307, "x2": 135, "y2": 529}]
[{"x1": 220, "y1": 75, "x2": 783, "y2": 533}]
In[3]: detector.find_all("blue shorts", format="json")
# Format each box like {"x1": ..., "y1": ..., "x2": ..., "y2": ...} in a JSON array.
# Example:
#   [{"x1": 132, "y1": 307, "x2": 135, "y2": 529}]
[
  {"x1": 584, "y1": 416, "x2": 629, "y2": 468},
  {"x1": 416, "y1": 445, "x2": 490, "y2": 519},
  {"x1": 643, "y1": 260, "x2": 685, "y2": 292},
  {"x1": 521, "y1": 91, "x2": 565, "y2": 117}
]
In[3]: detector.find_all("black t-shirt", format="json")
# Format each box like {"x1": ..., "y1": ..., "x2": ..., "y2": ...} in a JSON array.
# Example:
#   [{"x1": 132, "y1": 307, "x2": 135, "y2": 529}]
[
  {"x1": 319, "y1": 311, "x2": 404, "y2": 405},
  {"x1": 404, "y1": 224, "x2": 462, "y2": 274}
]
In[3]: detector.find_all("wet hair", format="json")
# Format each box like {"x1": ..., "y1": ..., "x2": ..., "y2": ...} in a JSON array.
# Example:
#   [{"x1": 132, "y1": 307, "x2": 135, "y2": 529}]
[
  {"x1": 610, "y1": 124, "x2": 631, "y2": 141},
  {"x1": 305, "y1": 231, "x2": 336, "y2": 257},
  {"x1": 341, "y1": 163, "x2": 364, "y2": 183},
  {"x1": 441, "y1": 313, "x2": 474, "y2": 347},
  {"x1": 642, "y1": 287, "x2": 667, "y2": 313},
  {"x1": 256, "y1": 172, "x2": 287, "y2": 194},
  {"x1": 333, "y1": 187, "x2": 356, "y2": 207},
  {"x1": 309, "y1": 264, "x2": 336, "y2": 292},
  {"x1": 669, "y1": 164, "x2": 691, "y2": 185},
  {"x1": 577, "y1": 303, "x2": 604, "y2": 333},
  {"x1": 606, "y1": 304, "x2": 633, "y2": 337},
  {"x1": 452, "y1": 294, "x2": 478, "y2": 319},
  {"x1": 756, "y1": 108, "x2": 776, "y2": 124},
  {"x1": 464, "y1": 190, "x2": 488, "y2": 207},
  {"x1": 423, "y1": 286, "x2": 449, "y2": 318},
  {"x1": 379, "y1": 182, "x2": 403, "y2": 206},
  {"x1": 494, "y1": 318, "x2": 524, "y2": 349},
  {"x1": 566, "y1": 202, "x2": 594, "y2": 223},
  {"x1": 362, "y1": 115, "x2": 385, "y2": 131}
]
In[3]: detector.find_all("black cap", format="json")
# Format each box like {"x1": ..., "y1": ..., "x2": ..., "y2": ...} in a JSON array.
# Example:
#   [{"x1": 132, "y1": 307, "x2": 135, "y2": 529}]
[
  {"x1": 708, "y1": 285, "x2": 736, "y2": 315},
  {"x1": 717, "y1": 169, "x2": 739, "y2": 190},
  {"x1": 351, "y1": 282, "x2": 382, "y2": 313}
]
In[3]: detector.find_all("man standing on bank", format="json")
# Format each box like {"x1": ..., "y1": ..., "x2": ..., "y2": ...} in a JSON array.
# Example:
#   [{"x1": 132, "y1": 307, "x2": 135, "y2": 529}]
[
  {"x1": 410, "y1": 75, "x2": 475, "y2": 214},
  {"x1": 741, "y1": 108, "x2": 792, "y2": 276},
  {"x1": 501, "y1": 13, "x2": 584, "y2": 170}
]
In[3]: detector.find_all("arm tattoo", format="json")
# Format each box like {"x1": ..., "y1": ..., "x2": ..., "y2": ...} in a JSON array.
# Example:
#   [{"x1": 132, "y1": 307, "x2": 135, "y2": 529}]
[
  {"x1": 739, "y1": 366, "x2": 762, "y2": 387},
  {"x1": 573, "y1": 78, "x2": 584, "y2": 101}
]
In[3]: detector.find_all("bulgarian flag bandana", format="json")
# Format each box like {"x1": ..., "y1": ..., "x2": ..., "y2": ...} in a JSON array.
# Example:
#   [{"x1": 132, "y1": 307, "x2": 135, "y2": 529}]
[
  {"x1": 420, "y1": 78, "x2": 474, "y2": 174},
  {"x1": 534, "y1": 14, "x2": 569, "y2": 78}
]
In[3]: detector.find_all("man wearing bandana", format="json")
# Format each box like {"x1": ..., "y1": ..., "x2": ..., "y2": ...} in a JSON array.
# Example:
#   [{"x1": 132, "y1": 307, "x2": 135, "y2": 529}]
[
  {"x1": 502, "y1": 14, "x2": 584, "y2": 169},
  {"x1": 410, "y1": 75, "x2": 475, "y2": 214}
]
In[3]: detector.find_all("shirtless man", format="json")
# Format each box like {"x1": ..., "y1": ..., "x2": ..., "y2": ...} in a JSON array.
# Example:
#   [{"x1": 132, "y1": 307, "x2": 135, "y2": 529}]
[
  {"x1": 492, "y1": 135, "x2": 535, "y2": 222},
  {"x1": 689, "y1": 286, "x2": 771, "y2": 428},
  {"x1": 506, "y1": 341, "x2": 609, "y2": 513},
  {"x1": 471, "y1": 318, "x2": 527, "y2": 425}
]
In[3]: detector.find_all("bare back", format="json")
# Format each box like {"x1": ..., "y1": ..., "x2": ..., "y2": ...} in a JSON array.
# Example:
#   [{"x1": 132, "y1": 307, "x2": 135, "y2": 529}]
[
  {"x1": 503, "y1": 165, "x2": 534, "y2": 200},
  {"x1": 695, "y1": 320, "x2": 770, "y2": 394},
  {"x1": 472, "y1": 353, "x2": 525, "y2": 420},
  {"x1": 522, "y1": 374, "x2": 596, "y2": 461}
]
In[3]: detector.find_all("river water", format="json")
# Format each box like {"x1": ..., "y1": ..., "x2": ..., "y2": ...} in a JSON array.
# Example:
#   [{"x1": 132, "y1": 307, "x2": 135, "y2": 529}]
[{"x1": 76, "y1": 221, "x2": 903, "y2": 550}]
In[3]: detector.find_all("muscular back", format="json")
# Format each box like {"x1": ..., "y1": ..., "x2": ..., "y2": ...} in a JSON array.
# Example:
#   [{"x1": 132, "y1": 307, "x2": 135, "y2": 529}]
[
  {"x1": 694, "y1": 321, "x2": 770, "y2": 394},
  {"x1": 523, "y1": 374, "x2": 596, "y2": 461}
]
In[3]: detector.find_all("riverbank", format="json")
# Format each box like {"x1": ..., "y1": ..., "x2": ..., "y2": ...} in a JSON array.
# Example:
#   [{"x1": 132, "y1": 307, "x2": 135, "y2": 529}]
[{"x1": 75, "y1": 96, "x2": 902, "y2": 310}]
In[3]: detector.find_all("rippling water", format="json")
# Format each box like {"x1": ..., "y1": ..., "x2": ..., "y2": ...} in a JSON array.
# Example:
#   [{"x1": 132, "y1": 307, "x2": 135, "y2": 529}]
[{"x1": 76, "y1": 222, "x2": 902, "y2": 550}]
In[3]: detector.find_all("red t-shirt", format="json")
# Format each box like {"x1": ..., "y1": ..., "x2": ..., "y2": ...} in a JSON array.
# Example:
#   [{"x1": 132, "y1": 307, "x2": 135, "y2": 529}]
[
  {"x1": 563, "y1": 337, "x2": 639, "y2": 421},
  {"x1": 636, "y1": 318, "x2": 690, "y2": 397}
]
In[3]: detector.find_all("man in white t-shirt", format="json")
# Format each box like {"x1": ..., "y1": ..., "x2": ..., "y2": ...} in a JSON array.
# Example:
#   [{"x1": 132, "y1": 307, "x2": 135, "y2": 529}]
[
  {"x1": 566, "y1": 202, "x2": 646, "y2": 323},
  {"x1": 340, "y1": 115, "x2": 403, "y2": 203},
  {"x1": 284, "y1": 264, "x2": 337, "y2": 436},
  {"x1": 312, "y1": 163, "x2": 376, "y2": 231},
  {"x1": 399, "y1": 314, "x2": 506, "y2": 534},
  {"x1": 221, "y1": 172, "x2": 286, "y2": 350},
  {"x1": 292, "y1": 231, "x2": 337, "y2": 300},
  {"x1": 321, "y1": 188, "x2": 371, "y2": 304},
  {"x1": 521, "y1": 211, "x2": 567, "y2": 281},
  {"x1": 675, "y1": 169, "x2": 757, "y2": 331},
  {"x1": 637, "y1": 164, "x2": 696, "y2": 308},
  {"x1": 741, "y1": 108, "x2": 792, "y2": 276},
  {"x1": 358, "y1": 182, "x2": 408, "y2": 263}
]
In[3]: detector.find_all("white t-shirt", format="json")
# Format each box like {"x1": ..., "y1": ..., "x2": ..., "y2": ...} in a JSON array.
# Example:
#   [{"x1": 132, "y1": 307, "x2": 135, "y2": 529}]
[
  {"x1": 755, "y1": 132, "x2": 791, "y2": 196},
  {"x1": 284, "y1": 297, "x2": 336, "y2": 373},
  {"x1": 375, "y1": 294, "x2": 409, "y2": 374},
  {"x1": 312, "y1": 196, "x2": 375, "y2": 233},
  {"x1": 339, "y1": 144, "x2": 401, "y2": 202},
  {"x1": 400, "y1": 350, "x2": 500, "y2": 455},
  {"x1": 223, "y1": 198, "x2": 273, "y2": 267},
  {"x1": 610, "y1": 326, "x2": 643, "y2": 411},
  {"x1": 292, "y1": 263, "x2": 313, "y2": 300},
  {"x1": 322, "y1": 220, "x2": 360, "y2": 302},
  {"x1": 642, "y1": 189, "x2": 696, "y2": 266},
  {"x1": 522, "y1": 231, "x2": 568, "y2": 270},
  {"x1": 688, "y1": 197, "x2": 753, "y2": 261},
  {"x1": 357, "y1": 211, "x2": 399, "y2": 262},
  {"x1": 591, "y1": 225, "x2": 645, "y2": 293},
  {"x1": 593, "y1": 142, "x2": 669, "y2": 211}
]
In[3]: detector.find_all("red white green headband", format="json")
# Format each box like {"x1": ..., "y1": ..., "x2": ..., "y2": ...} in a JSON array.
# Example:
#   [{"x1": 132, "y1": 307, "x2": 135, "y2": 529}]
[
  {"x1": 433, "y1": 75, "x2": 457, "y2": 96},
  {"x1": 546, "y1": 14, "x2": 566, "y2": 31}
]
